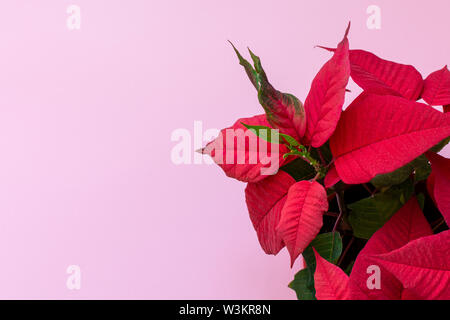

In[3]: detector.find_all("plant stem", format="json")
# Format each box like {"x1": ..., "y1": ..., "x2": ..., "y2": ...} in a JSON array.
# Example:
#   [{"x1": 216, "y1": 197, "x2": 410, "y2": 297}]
[
  {"x1": 324, "y1": 211, "x2": 339, "y2": 217},
  {"x1": 327, "y1": 192, "x2": 337, "y2": 201},
  {"x1": 333, "y1": 191, "x2": 346, "y2": 232},
  {"x1": 338, "y1": 236, "x2": 355, "y2": 267},
  {"x1": 362, "y1": 183, "x2": 373, "y2": 195},
  {"x1": 317, "y1": 149, "x2": 326, "y2": 166},
  {"x1": 432, "y1": 218, "x2": 446, "y2": 232},
  {"x1": 286, "y1": 145, "x2": 324, "y2": 177}
]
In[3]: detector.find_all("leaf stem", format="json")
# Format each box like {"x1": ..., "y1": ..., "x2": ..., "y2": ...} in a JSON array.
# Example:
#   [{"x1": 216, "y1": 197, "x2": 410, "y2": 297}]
[
  {"x1": 325, "y1": 211, "x2": 339, "y2": 217},
  {"x1": 333, "y1": 191, "x2": 346, "y2": 232},
  {"x1": 337, "y1": 236, "x2": 355, "y2": 267},
  {"x1": 286, "y1": 145, "x2": 325, "y2": 178},
  {"x1": 362, "y1": 183, "x2": 373, "y2": 195},
  {"x1": 317, "y1": 149, "x2": 326, "y2": 166},
  {"x1": 432, "y1": 218, "x2": 446, "y2": 232}
]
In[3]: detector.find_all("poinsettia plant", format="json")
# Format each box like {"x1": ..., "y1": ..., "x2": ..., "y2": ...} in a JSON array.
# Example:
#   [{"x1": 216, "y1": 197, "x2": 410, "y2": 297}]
[{"x1": 200, "y1": 23, "x2": 450, "y2": 300}]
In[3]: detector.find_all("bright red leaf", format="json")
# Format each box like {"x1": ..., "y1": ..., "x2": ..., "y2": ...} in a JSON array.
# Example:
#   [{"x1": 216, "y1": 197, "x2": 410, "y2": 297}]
[
  {"x1": 347, "y1": 197, "x2": 432, "y2": 299},
  {"x1": 348, "y1": 50, "x2": 423, "y2": 100},
  {"x1": 426, "y1": 152, "x2": 450, "y2": 226},
  {"x1": 373, "y1": 231, "x2": 450, "y2": 300},
  {"x1": 313, "y1": 248, "x2": 349, "y2": 300},
  {"x1": 422, "y1": 66, "x2": 450, "y2": 106},
  {"x1": 303, "y1": 24, "x2": 350, "y2": 148},
  {"x1": 277, "y1": 180, "x2": 328, "y2": 266},
  {"x1": 330, "y1": 93, "x2": 450, "y2": 184},
  {"x1": 202, "y1": 114, "x2": 290, "y2": 183},
  {"x1": 324, "y1": 164, "x2": 340, "y2": 189},
  {"x1": 245, "y1": 171, "x2": 296, "y2": 254}
]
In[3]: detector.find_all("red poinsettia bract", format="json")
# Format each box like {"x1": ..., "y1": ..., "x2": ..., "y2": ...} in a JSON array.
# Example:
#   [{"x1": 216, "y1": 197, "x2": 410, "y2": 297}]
[{"x1": 202, "y1": 23, "x2": 450, "y2": 300}]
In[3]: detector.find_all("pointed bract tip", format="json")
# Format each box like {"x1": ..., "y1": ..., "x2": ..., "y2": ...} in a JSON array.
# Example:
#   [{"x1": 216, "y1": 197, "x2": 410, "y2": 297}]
[
  {"x1": 344, "y1": 21, "x2": 351, "y2": 38},
  {"x1": 195, "y1": 148, "x2": 205, "y2": 154},
  {"x1": 290, "y1": 257, "x2": 295, "y2": 269},
  {"x1": 247, "y1": 47, "x2": 258, "y2": 59},
  {"x1": 227, "y1": 40, "x2": 236, "y2": 50},
  {"x1": 228, "y1": 40, "x2": 239, "y2": 54},
  {"x1": 315, "y1": 45, "x2": 336, "y2": 52}
]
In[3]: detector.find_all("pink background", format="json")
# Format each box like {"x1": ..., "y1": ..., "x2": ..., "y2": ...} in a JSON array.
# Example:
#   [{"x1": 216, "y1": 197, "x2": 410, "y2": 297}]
[{"x1": 0, "y1": 0, "x2": 448, "y2": 299}]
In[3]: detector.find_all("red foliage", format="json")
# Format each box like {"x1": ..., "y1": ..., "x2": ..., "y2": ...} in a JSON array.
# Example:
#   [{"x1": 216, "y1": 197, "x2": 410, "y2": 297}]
[
  {"x1": 202, "y1": 24, "x2": 450, "y2": 300},
  {"x1": 277, "y1": 180, "x2": 328, "y2": 266}
]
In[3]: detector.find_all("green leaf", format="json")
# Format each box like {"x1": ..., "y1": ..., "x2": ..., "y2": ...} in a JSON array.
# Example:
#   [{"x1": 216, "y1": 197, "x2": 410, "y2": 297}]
[
  {"x1": 228, "y1": 41, "x2": 259, "y2": 90},
  {"x1": 413, "y1": 156, "x2": 431, "y2": 182},
  {"x1": 307, "y1": 232, "x2": 343, "y2": 265},
  {"x1": 288, "y1": 268, "x2": 316, "y2": 300},
  {"x1": 348, "y1": 180, "x2": 414, "y2": 239},
  {"x1": 241, "y1": 123, "x2": 300, "y2": 147},
  {"x1": 280, "y1": 158, "x2": 316, "y2": 182},
  {"x1": 370, "y1": 155, "x2": 430, "y2": 188},
  {"x1": 289, "y1": 232, "x2": 342, "y2": 300}
]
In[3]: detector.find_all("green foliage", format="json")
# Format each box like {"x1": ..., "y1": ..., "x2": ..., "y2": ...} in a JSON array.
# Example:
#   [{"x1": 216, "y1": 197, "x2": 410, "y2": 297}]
[
  {"x1": 370, "y1": 155, "x2": 430, "y2": 188},
  {"x1": 348, "y1": 180, "x2": 414, "y2": 239},
  {"x1": 280, "y1": 158, "x2": 316, "y2": 182},
  {"x1": 241, "y1": 123, "x2": 299, "y2": 146}
]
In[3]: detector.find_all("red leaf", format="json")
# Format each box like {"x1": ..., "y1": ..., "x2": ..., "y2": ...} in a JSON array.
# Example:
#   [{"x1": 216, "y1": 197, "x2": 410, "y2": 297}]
[
  {"x1": 422, "y1": 66, "x2": 450, "y2": 106},
  {"x1": 202, "y1": 114, "x2": 290, "y2": 183},
  {"x1": 313, "y1": 248, "x2": 349, "y2": 300},
  {"x1": 347, "y1": 197, "x2": 432, "y2": 299},
  {"x1": 373, "y1": 231, "x2": 450, "y2": 300},
  {"x1": 276, "y1": 180, "x2": 328, "y2": 266},
  {"x1": 245, "y1": 171, "x2": 296, "y2": 254},
  {"x1": 324, "y1": 164, "x2": 340, "y2": 189},
  {"x1": 426, "y1": 152, "x2": 450, "y2": 226},
  {"x1": 348, "y1": 50, "x2": 423, "y2": 100},
  {"x1": 303, "y1": 24, "x2": 350, "y2": 148},
  {"x1": 330, "y1": 93, "x2": 450, "y2": 184}
]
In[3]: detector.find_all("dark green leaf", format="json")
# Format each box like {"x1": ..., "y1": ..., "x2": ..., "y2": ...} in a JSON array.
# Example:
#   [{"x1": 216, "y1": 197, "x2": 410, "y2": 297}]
[
  {"x1": 370, "y1": 155, "x2": 430, "y2": 188},
  {"x1": 288, "y1": 268, "x2": 316, "y2": 300},
  {"x1": 308, "y1": 232, "x2": 343, "y2": 265},
  {"x1": 280, "y1": 158, "x2": 315, "y2": 182},
  {"x1": 412, "y1": 156, "x2": 431, "y2": 182},
  {"x1": 348, "y1": 180, "x2": 414, "y2": 239}
]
